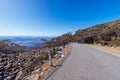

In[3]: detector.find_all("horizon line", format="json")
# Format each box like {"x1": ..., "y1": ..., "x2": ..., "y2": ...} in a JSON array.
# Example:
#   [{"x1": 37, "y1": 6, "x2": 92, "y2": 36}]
[{"x1": 0, "y1": 35, "x2": 56, "y2": 37}]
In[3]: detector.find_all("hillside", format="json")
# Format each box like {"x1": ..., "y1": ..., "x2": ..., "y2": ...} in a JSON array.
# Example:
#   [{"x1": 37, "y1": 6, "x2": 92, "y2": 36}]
[
  {"x1": 74, "y1": 20, "x2": 120, "y2": 46},
  {"x1": 45, "y1": 20, "x2": 120, "y2": 47}
]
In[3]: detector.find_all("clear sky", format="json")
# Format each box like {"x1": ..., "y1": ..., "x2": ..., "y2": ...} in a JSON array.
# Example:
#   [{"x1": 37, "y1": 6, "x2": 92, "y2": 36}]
[{"x1": 0, "y1": 0, "x2": 120, "y2": 36}]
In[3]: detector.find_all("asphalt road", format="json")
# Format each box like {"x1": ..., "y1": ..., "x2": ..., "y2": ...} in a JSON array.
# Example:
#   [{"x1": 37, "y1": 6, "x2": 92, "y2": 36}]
[{"x1": 47, "y1": 43, "x2": 120, "y2": 80}]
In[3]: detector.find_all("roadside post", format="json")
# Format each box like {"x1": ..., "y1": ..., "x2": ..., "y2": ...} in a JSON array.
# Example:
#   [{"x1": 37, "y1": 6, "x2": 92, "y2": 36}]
[
  {"x1": 48, "y1": 53, "x2": 53, "y2": 67},
  {"x1": 67, "y1": 44, "x2": 68, "y2": 55},
  {"x1": 61, "y1": 46, "x2": 64, "y2": 58}
]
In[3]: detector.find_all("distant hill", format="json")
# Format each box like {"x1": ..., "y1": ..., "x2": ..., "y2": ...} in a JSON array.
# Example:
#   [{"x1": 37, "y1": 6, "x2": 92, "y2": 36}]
[
  {"x1": 74, "y1": 20, "x2": 120, "y2": 46},
  {"x1": 0, "y1": 36, "x2": 53, "y2": 50}
]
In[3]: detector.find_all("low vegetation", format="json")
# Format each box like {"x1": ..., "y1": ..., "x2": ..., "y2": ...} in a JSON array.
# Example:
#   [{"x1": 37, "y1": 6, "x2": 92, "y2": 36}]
[
  {"x1": 99, "y1": 39, "x2": 120, "y2": 47},
  {"x1": 45, "y1": 32, "x2": 73, "y2": 47},
  {"x1": 73, "y1": 20, "x2": 120, "y2": 47}
]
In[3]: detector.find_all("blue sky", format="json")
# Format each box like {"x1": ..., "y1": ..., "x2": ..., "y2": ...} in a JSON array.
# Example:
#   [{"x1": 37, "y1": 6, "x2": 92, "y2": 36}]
[{"x1": 0, "y1": 0, "x2": 120, "y2": 36}]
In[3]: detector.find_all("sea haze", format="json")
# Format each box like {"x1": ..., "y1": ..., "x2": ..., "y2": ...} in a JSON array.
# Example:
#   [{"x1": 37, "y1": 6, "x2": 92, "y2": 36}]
[{"x1": 0, "y1": 36, "x2": 53, "y2": 50}]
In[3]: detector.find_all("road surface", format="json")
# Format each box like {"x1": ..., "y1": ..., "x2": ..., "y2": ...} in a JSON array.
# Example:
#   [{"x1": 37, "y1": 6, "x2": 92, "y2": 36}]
[{"x1": 47, "y1": 43, "x2": 120, "y2": 80}]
